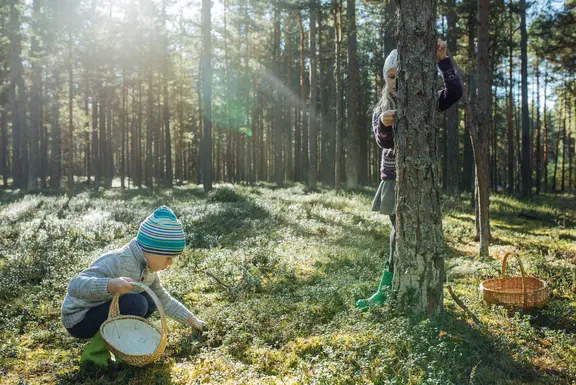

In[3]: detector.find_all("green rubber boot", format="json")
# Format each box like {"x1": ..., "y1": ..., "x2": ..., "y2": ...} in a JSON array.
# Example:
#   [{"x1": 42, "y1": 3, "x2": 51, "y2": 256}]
[
  {"x1": 356, "y1": 263, "x2": 394, "y2": 311},
  {"x1": 80, "y1": 331, "x2": 111, "y2": 368}
]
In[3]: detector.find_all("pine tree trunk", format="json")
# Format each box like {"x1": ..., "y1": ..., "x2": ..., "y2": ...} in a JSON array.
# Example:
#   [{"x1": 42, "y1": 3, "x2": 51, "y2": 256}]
[
  {"x1": 471, "y1": 0, "x2": 491, "y2": 257},
  {"x1": 1, "y1": 109, "x2": 8, "y2": 186},
  {"x1": 164, "y1": 75, "x2": 172, "y2": 187},
  {"x1": 93, "y1": 92, "x2": 100, "y2": 189},
  {"x1": 298, "y1": 12, "x2": 309, "y2": 183},
  {"x1": 543, "y1": 67, "x2": 548, "y2": 192},
  {"x1": 507, "y1": 43, "x2": 514, "y2": 194},
  {"x1": 346, "y1": 0, "x2": 359, "y2": 188},
  {"x1": 10, "y1": 1, "x2": 27, "y2": 189},
  {"x1": 319, "y1": 11, "x2": 329, "y2": 186},
  {"x1": 395, "y1": 0, "x2": 444, "y2": 314},
  {"x1": 121, "y1": 71, "x2": 127, "y2": 188},
  {"x1": 333, "y1": 0, "x2": 344, "y2": 190},
  {"x1": 274, "y1": 7, "x2": 283, "y2": 187},
  {"x1": 105, "y1": 87, "x2": 113, "y2": 188},
  {"x1": 67, "y1": 33, "x2": 74, "y2": 196},
  {"x1": 28, "y1": 0, "x2": 42, "y2": 191},
  {"x1": 520, "y1": 0, "x2": 531, "y2": 196},
  {"x1": 309, "y1": 4, "x2": 318, "y2": 189},
  {"x1": 146, "y1": 71, "x2": 154, "y2": 190},
  {"x1": 535, "y1": 66, "x2": 541, "y2": 194},
  {"x1": 51, "y1": 69, "x2": 61, "y2": 189},
  {"x1": 445, "y1": 0, "x2": 459, "y2": 198},
  {"x1": 561, "y1": 89, "x2": 567, "y2": 192},
  {"x1": 201, "y1": 0, "x2": 213, "y2": 191},
  {"x1": 84, "y1": 73, "x2": 91, "y2": 185}
]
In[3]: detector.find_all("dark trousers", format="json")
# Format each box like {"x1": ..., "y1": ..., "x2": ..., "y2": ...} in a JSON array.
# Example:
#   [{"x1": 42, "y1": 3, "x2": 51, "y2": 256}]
[
  {"x1": 66, "y1": 292, "x2": 157, "y2": 339},
  {"x1": 388, "y1": 214, "x2": 396, "y2": 273}
]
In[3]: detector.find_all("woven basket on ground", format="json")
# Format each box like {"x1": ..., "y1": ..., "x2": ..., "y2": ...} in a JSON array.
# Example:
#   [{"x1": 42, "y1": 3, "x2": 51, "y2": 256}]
[
  {"x1": 100, "y1": 282, "x2": 167, "y2": 366},
  {"x1": 479, "y1": 252, "x2": 548, "y2": 310}
]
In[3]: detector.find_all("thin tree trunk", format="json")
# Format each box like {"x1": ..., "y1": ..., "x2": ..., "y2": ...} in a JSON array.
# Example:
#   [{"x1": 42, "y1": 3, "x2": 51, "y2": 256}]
[
  {"x1": 28, "y1": 0, "x2": 42, "y2": 191},
  {"x1": 67, "y1": 33, "x2": 74, "y2": 196},
  {"x1": 535, "y1": 65, "x2": 541, "y2": 194},
  {"x1": 543, "y1": 66, "x2": 548, "y2": 192},
  {"x1": 309, "y1": 3, "x2": 318, "y2": 189},
  {"x1": 507, "y1": 47, "x2": 514, "y2": 194},
  {"x1": 274, "y1": 6, "x2": 283, "y2": 187},
  {"x1": 10, "y1": 1, "x2": 27, "y2": 189},
  {"x1": 201, "y1": 0, "x2": 213, "y2": 191},
  {"x1": 346, "y1": 0, "x2": 359, "y2": 188},
  {"x1": 1, "y1": 109, "x2": 8, "y2": 186},
  {"x1": 445, "y1": 0, "x2": 459, "y2": 198},
  {"x1": 520, "y1": 0, "x2": 531, "y2": 196},
  {"x1": 333, "y1": 0, "x2": 344, "y2": 190},
  {"x1": 298, "y1": 12, "x2": 309, "y2": 183},
  {"x1": 121, "y1": 71, "x2": 127, "y2": 188},
  {"x1": 51, "y1": 69, "x2": 61, "y2": 189},
  {"x1": 561, "y1": 87, "x2": 567, "y2": 192}
]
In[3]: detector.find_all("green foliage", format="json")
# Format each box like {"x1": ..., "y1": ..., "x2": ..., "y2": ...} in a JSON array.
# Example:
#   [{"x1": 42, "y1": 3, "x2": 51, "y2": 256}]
[{"x1": 0, "y1": 185, "x2": 575, "y2": 384}]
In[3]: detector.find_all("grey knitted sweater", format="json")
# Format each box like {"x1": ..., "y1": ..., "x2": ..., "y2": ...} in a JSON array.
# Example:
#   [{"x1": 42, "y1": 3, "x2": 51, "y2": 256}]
[{"x1": 61, "y1": 238, "x2": 194, "y2": 329}]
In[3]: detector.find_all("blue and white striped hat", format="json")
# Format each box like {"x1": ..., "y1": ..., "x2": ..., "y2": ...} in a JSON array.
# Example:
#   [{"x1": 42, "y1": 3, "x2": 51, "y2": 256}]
[{"x1": 136, "y1": 206, "x2": 186, "y2": 256}]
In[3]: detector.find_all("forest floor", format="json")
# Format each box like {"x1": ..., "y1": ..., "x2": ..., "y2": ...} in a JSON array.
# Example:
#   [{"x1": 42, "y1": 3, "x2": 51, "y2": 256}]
[{"x1": 1, "y1": 183, "x2": 575, "y2": 385}]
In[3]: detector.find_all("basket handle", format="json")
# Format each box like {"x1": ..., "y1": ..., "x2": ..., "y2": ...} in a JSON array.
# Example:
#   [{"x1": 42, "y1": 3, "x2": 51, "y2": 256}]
[
  {"x1": 108, "y1": 281, "x2": 167, "y2": 350},
  {"x1": 501, "y1": 252, "x2": 528, "y2": 308}
]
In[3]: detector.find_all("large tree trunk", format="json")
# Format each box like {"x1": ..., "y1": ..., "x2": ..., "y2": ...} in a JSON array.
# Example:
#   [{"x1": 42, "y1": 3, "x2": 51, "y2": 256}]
[
  {"x1": 346, "y1": 0, "x2": 359, "y2": 188},
  {"x1": 395, "y1": 0, "x2": 445, "y2": 314},
  {"x1": 201, "y1": 0, "x2": 213, "y2": 191},
  {"x1": 309, "y1": 3, "x2": 318, "y2": 189},
  {"x1": 520, "y1": 0, "x2": 531, "y2": 196}
]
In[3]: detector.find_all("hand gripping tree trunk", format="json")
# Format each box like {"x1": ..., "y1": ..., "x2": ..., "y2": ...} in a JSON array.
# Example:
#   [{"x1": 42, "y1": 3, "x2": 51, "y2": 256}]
[{"x1": 395, "y1": 0, "x2": 445, "y2": 314}]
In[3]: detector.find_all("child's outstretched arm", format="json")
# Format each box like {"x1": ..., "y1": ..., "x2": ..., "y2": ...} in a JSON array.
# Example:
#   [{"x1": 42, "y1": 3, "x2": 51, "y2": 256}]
[
  {"x1": 437, "y1": 57, "x2": 463, "y2": 112},
  {"x1": 149, "y1": 275, "x2": 206, "y2": 331}
]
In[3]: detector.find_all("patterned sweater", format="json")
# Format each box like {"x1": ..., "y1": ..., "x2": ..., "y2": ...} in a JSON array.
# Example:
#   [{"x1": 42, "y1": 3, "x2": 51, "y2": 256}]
[{"x1": 373, "y1": 57, "x2": 463, "y2": 180}]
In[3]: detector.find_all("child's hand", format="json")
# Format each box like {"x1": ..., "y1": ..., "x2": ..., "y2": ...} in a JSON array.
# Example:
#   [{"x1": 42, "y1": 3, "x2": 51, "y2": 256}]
[
  {"x1": 380, "y1": 110, "x2": 396, "y2": 127},
  {"x1": 436, "y1": 38, "x2": 447, "y2": 61},
  {"x1": 107, "y1": 277, "x2": 134, "y2": 294},
  {"x1": 187, "y1": 315, "x2": 207, "y2": 333}
]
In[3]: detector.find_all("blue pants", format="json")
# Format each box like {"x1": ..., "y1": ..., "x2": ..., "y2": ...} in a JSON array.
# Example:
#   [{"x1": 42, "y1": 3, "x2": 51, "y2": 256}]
[{"x1": 66, "y1": 292, "x2": 157, "y2": 339}]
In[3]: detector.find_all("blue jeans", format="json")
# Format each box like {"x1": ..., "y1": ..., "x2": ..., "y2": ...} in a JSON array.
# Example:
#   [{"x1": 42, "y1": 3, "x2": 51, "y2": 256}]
[{"x1": 66, "y1": 292, "x2": 157, "y2": 339}]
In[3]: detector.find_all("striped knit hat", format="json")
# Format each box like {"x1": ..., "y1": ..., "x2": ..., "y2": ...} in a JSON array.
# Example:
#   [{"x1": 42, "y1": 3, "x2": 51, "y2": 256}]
[{"x1": 136, "y1": 206, "x2": 186, "y2": 256}]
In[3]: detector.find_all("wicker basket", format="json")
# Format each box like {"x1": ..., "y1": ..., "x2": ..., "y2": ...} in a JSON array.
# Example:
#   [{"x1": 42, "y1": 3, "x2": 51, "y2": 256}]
[
  {"x1": 479, "y1": 252, "x2": 548, "y2": 310},
  {"x1": 100, "y1": 282, "x2": 167, "y2": 366}
]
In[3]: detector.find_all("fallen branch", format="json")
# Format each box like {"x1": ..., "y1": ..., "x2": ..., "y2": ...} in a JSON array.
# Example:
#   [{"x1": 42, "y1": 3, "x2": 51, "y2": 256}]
[
  {"x1": 203, "y1": 270, "x2": 232, "y2": 293},
  {"x1": 447, "y1": 285, "x2": 483, "y2": 328}
]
